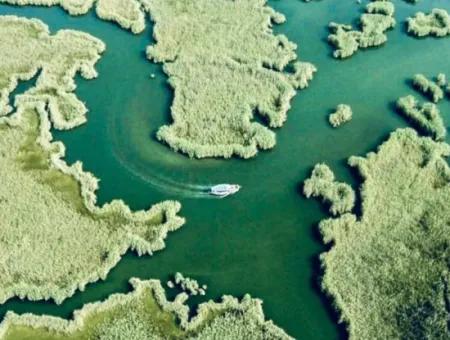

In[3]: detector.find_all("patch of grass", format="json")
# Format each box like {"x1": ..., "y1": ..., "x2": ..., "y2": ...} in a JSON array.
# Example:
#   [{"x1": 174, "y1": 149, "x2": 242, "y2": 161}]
[{"x1": 0, "y1": 15, "x2": 104, "y2": 129}]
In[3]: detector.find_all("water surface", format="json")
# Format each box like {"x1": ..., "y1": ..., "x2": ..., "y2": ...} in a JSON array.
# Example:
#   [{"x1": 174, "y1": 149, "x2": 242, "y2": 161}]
[{"x1": 1, "y1": 1, "x2": 450, "y2": 338}]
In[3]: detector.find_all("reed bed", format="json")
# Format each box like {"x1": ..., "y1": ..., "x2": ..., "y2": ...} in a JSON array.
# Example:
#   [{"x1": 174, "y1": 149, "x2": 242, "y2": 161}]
[
  {"x1": 437, "y1": 73, "x2": 447, "y2": 87},
  {"x1": 329, "y1": 104, "x2": 352, "y2": 128},
  {"x1": 0, "y1": 16, "x2": 184, "y2": 304},
  {"x1": 412, "y1": 74, "x2": 444, "y2": 103},
  {"x1": 0, "y1": 15, "x2": 104, "y2": 128},
  {"x1": 396, "y1": 95, "x2": 446, "y2": 140},
  {"x1": 168, "y1": 273, "x2": 207, "y2": 296},
  {"x1": 328, "y1": 0, "x2": 396, "y2": 59},
  {"x1": 1, "y1": 1, "x2": 316, "y2": 159},
  {"x1": 0, "y1": 0, "x2": 146, "y2": 33},
  {"x1": 407, "y1": 8, "x2": 450, "y2": 37},
  {"x1": 0, "y1": 278, "x2": 292, "y2": 339},
  {"x1": 310, "y1": 128, "x2": 450, "y2": 339},
  {"x1": 303, "y1": 163, "x2": 355, "y2": 216},
  {"x1": 142, "y1": 0, "x2": 316, "y2": 159}
]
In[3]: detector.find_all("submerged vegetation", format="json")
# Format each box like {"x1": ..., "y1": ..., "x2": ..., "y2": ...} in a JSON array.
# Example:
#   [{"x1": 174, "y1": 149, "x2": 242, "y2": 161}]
[
  {"x1": 0, "y1": 16, "x2": 184, "y2": 304},
  {"x1": 0, "y1": 0, "x2": 146, "y2": 33},
  {"x1": 328, "y1": 0, "x2": 396, "y2": 59},
  {"x1": 328, "y1": 104, "x2": 352, "y2": 128},
  {"x1": 396, "y1": 95, "x2": 446, "y2": 140},
  {"x1": 0, "y1": 278, "x2": 292, "y2": 339},
  {"x1": 303, "y1": 163, "x2": 355, "y2": 216},
  {"x1": 311, "y1": 128, "x2": 450, "y2": 339},
  {"x1": 142, "y1": 0, "x2": 316, "y2": 158},
  {"x1": 407, "y1": 8, "x2": 450, "y2": 37}
]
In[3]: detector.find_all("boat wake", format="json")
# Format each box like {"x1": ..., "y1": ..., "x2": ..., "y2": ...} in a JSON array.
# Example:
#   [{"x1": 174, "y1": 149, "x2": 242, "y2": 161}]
[
  {"x1": 107, "y1": 113, "x2": 221, "y2": 199},
  {"x1": 109, "y1": 132, "x2": 219, "y2": 199},
  {"x1": 112, "y1": 149, "x2": 218, "y2": 198}
]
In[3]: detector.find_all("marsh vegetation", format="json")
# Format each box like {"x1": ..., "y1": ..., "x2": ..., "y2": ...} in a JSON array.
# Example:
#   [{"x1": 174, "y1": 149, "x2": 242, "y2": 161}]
[
  {"x1": 143, "y1": 0, "x2": 316, "y2": 158},
  {"x1": 303, "y1": 163, "x2": 355, "y2": 216},
  {"x1": 0, "y1": 16, "x2": 184, "y2": 304},
  {"x1": 0, "y1": 15, "x2": 104, "y2": 126},
  {"x1": 309, "y1": 128, "x2": 450, "y2": 339},
  {"x1": 167, "y1": 273, "x2": 207, "y2": 296},
  {"x1": 396, "y1": 95, "x2": 446, "y2": 140},
  {"x1": 1, "y1": 0, "x2": 317, "y2": 159},
  {"x1": 328, "y1": 104, "x2": 352, "y2": 128},
  {"x1": 407, "y1": 8, "x2": 450, "y2": 37},
  {"x1": 412, "y1": 74, "x2": 444, "y2": 103},
  {"x1": 0, "y1": 278, "x2": 292, "y2": 339},
  {"x1": 0, "y1": 0, "x2": 146, "y2": 33},
  {"x1": 328, "y1": 0, "x2": 396, "y2": 59}
]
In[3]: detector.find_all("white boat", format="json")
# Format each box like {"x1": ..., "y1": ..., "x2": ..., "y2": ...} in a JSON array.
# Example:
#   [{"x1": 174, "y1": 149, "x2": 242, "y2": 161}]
[{"x1": 209, "y1": 184, "x2": 241, "y2": 198}]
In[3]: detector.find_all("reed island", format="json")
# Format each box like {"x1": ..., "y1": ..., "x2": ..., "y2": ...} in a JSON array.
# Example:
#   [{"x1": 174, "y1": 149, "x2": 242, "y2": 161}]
[
  {"x1": 144, "y1": 0, "x2": 316, "y2": 158},
  {"x1": 328, "y1": 0, "x2": 396, "y2": 59}
]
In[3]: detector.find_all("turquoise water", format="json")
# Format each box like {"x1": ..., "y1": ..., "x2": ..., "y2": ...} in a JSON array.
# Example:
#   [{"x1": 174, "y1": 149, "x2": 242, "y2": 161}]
[{"x1": 1, "y1": 1, "x2": 450, "y2": 338}]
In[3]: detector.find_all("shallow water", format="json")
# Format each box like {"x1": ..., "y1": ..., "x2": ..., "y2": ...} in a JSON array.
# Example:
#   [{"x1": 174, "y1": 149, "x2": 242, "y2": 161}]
[{"x1": 1, "y1": 0, "x2": 450, "y2": 338}]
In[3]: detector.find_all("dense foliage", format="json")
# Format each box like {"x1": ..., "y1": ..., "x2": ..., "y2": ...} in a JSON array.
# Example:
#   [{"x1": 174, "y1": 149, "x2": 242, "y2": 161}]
[
  {"x1": 328, "y1": 0, "x2": 396, "y2": 59},
  {"x1": 314, "y1": 128, "x2": 450, "y2": 339},
  {"x1": 0, "y1": 0, "x2": 146, "y2": 33},
  {"x1": 0, "y1": 278, "x2": 292, "y2": 339},
  {"x1": 142, "y1": 0, "x2": 316, "y2": 158},
  {"x1": 0, "y1": 16, "x2": 184, "y2": 304}
]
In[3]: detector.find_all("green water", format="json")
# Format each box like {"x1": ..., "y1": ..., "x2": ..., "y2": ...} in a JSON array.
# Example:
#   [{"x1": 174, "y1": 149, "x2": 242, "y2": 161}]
[{"x1": 1, "y1": 0, "x2": 450, "y2": 338}]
